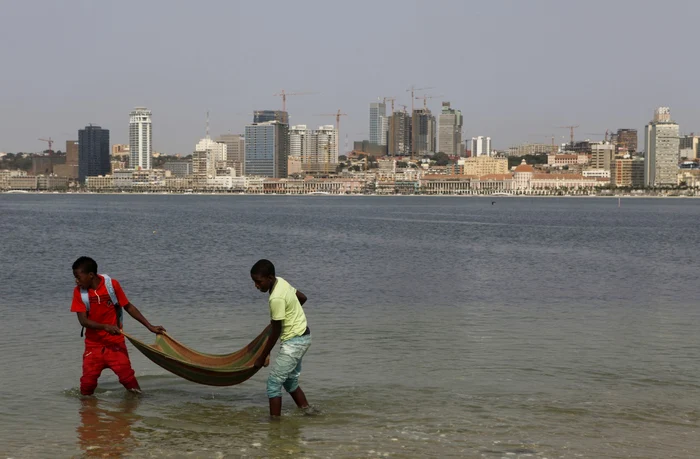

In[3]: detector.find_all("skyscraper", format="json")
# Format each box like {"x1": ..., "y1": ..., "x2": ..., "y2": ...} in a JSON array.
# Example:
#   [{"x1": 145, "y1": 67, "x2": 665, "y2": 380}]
[
  {"x1": 253, "y1": 110, "x2": 289, "y2": 125},
  {"x1": 66, "y1": 140, "x2": 79, "y2": 165},
  {"x1": 129, "y1": 107, "x2": 152, "y2": 170},
  {"x1": 245, "y1": 121, "x2": 289, "y2": 178},
  {"x1": 217, "y1": 134, "x2": 245, "y2": 174},
  {"x1": 369, "y1": 101, "x2": 387, "y2": 146},
  {"x1": 78, "y1": 125, "x2": 110, "y2": 183},
  {"x1": 616, "y1": 129, "x2": 637, "y2": 153},
  {"x1": 438, "y1": 102, "x2": 463, "y2": 155},
  {"x1": 471, "y1": 136, "x2": 492, "y2": 157},
  {"x1": 644, "y1": 107, "x2": 679, "y2": 187},
  {"x1": 411, "y1": 109, "x2": 436, "y2": 157},
  {"x1": 388, "y1": 111, "x2": 411, "y2": 156}
]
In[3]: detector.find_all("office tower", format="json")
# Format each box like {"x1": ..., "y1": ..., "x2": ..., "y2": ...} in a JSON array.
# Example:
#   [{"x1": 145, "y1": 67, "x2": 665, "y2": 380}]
[
  {"x1": 217, "y1": 134, "x2": 245, "y2": 174},
  {"x1": 244, "y1": 121, "x2": 289, "y2": 178},
  {"x1": 438, "y1": 102, "x2": 463, "y2": 155},
  {"x1": 590, "y1": 143, "x2": 616, "y2": 170},
  {"x1": 129, "y1": 107, "x2": 152, "y2": 170},
  {"x1": 78, "y1": 125, "x2": 110, "y2": 183},
  {"x1": 644, "y1": 107, "x2": 680, "y2": 187}
]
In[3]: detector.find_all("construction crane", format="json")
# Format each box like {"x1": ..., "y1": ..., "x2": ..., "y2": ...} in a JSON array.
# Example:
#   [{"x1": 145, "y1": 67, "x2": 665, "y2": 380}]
[
  {"x1": 316, "y1": 110, "x2": 348, "y2": 155},
  {"x1": 383, "y1": 97, "x2": 396, "y2": 113},
  {"x1": 38, "y1": 137, "x2": 54, "y2": 155},
  {"x1": 406, "y1": 85, "x2": 434, "y2": 113},
  {"x1": 273, "y1": 90, "x2": 316, "y2": 111},
  {"x1": 316, "y1": 110, "x2": 348, "y2": 132},
  {"x1": 558, "y1": 125, "x2": 580, "y2": 146},
  {"x1": 583, "y1": 130, "x2": 610, "y2": 142},
  {"x1": 396, "y1": 103, "x2": 408, "y2": 114},
  {"x1": 414, "y1": 94, "x2": 442, "y2": 110}
]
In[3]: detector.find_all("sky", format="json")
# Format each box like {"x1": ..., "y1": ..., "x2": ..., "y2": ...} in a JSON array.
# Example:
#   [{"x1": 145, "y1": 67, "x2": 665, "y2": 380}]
[{"x1": 1, "y1": 0, "x2": 699, "y2": 154}]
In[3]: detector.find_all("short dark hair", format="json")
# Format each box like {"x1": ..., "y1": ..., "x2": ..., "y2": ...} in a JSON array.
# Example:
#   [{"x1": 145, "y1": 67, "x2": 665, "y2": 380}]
[
  {"x1": 251, "y1": 259, "x2": 275, "y2": 277},
  {"x1": 73, "y1": 256, "x2": 98, "y2": 274}
]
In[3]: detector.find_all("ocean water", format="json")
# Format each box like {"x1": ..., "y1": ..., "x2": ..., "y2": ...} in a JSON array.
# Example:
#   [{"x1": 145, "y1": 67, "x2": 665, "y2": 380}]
[{"x1": 0, "y1": 194, "x2": 698, "y2": 458}]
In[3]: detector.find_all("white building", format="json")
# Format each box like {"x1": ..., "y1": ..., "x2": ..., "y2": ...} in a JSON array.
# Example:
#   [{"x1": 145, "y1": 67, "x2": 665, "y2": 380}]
[
  {"x1": 195, "y1": 137, "x2": 227, "y2": 162},
  {"x1": 193, "y1": 137, "x2": 227, "y2": 178},
  {"x1": 129, "y1": 107, "x2": 152, "y2": 170},
  {"x1": 644, "y1": 107, "x2": 680, "y2": 187},
  {"x1": 471, "y1": 136, "x2": 492, "y2": 157},
  {"x1": 289, "y1": 124, "x2": 338, "y2": 165},
  {"x1": 369, "y1": 101, "x2": 387, "y2": 146}
]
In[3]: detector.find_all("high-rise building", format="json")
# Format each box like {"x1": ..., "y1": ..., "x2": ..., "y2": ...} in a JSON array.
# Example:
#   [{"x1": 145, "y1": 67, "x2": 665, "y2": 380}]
[
  {"x1": 54, "y1": 140, "x2": 80, "y2": 179},
  {"x1": 254, "y1": 110, "x2": 289, "y2": 125},
  {"x1": 388, "y1": 111, "x2": 411, "y2": 156},
  {"x1": 244, "y1": 121, "x2": 289, "y2": 178},
  {"x1": 438, "y1": 102, "x2": 463, "y2": 155},
  {"x1": 471, "y1": 136, "x2": 492, "y2": 157},
  {"x1": 411, "y1": 109, "x2": 436, "y2": 157},
  {"x1": 369, "y1": 101, "x2": 387, "y2": 146},
  {"x1": 66, "y1": 140, "x2": 79, "y2": 164},
  {"x1": 679, "y1": 134, "x2": 699, "y2": 160},
  {"x1": 590, "y1": 143, "x2": 616, "y2": 170},
  {"x1": 644, "y1": 107, "x2": 680, "y2": 187},
  {"x1": 616, "y1": 129, "x2": 637, "y2": 153},
  {"x1": 289, "y1": 124, "x2": 338, "y2": 173},
  {"x1": 611, "y1": 158, "x2": 645, "y2": 188},
  {"x1": 193, "y1": 137, "x2": 227, "y2": 178},
  {"x1": 129, "y1": 107, "x2": 152, "y2": 170},
  {"x1": 217, "y1": 134, "x2": 245, "y2": 174},
  {"x1": 78, "y1": 125, "x2": 110, "y2": 183}
]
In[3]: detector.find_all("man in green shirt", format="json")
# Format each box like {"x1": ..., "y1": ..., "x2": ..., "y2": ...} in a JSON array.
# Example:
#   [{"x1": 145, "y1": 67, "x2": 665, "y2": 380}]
[{"x1": 251, "y1": 259, "x2": 312, "y2": 417}]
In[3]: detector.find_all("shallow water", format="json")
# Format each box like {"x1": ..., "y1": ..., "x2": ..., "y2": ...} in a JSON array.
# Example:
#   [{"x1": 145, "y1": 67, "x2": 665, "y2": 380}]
[{"x1": 0, "y1": 195, "x2": 699, "y2": 458}]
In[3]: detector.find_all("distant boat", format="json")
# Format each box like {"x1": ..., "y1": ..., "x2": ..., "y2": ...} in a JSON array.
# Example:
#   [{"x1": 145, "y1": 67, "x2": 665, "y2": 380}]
[
  {"x1": 5, "y1": 190, "x2": 30, "y2": 194},
  {"x1": 308, "y1": 191, "x2": 331, "y2": 195},
  {"x1": 492, "y1": 192, "x2": 512, "y2": 197}
]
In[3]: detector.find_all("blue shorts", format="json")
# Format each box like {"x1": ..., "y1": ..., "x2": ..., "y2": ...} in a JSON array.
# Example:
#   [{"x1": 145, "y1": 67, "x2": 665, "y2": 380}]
[{"x1": 266, "y1": 334, "x2": 311, "y2": 399}]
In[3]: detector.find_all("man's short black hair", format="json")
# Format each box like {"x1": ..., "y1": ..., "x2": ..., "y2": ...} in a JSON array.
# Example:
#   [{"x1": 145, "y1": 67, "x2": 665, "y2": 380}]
[
  {"x1": 251, "y1": 259, "x2": 275, "y2": 277},
  {"x1": 73, "y1": 256, "x2": 98, "y2": 274}
]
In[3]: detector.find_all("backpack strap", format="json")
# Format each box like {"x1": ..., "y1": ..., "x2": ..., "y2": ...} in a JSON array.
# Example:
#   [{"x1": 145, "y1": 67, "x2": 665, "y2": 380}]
[
  {"x1": 79, "y1": 288, "x2": 90, "y2": 337},
  {"x1": 78, "y1": 274, "x2": 123, "y2": 338},
  {"x1": 101, "y1": 274, "x2": 123, "y2": 328}
]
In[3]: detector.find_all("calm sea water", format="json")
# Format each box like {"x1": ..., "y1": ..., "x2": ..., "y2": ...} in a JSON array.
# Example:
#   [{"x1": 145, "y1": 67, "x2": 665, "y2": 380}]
[{"x1": 0, "y1": 195, "x2": 699, "y2": 459}]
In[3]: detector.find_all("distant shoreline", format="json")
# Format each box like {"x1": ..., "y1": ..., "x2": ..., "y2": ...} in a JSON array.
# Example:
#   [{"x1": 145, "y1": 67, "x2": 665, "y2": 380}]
[{"x1": 2, "y1": 191, "x2": 698, "y2": 198}]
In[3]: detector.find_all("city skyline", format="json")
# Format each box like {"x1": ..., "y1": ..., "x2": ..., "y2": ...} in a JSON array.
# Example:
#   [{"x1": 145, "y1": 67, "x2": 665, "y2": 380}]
[{"x1": 1, "y1": 1, "x2": 700, "y2": 154}]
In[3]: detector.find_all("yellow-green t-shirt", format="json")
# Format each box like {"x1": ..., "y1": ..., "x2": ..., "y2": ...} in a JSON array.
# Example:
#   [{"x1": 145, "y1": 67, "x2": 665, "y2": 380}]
[{"x1": 269, "y1": 277, "x2": 307, "y2": 342}]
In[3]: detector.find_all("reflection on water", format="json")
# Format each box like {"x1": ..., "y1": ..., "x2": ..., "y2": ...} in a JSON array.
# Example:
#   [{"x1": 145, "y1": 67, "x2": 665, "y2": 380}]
[{"x1": 77, "y1": 396, "x2": 140, "y2": 458}]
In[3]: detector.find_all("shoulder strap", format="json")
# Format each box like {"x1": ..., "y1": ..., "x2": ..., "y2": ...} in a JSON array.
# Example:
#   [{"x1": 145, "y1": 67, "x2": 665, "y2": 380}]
[
  {"x1": 101, "y1": 274, "x2": 119, "y2": 306},
  {"x1": 79, "y1": 288, "x2": 90, "y2": 338},
  {"x1": 101, "y1": 274, "x2": 124, "y2": 328},
  {"x1": 80, "y1": 288, "x2": 90, "y2": 313}
]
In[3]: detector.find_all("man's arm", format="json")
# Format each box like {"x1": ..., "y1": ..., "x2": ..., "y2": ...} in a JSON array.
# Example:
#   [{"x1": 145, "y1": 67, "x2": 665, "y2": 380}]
[
  {"x1": 254, "y1": 320, "x2": 282, "y2": 368},
  {"x1": 76, "y1": 312, "x2": 121, "y2": 335},
  {"x1": 296, "y1": 290, "x2": 307, "y2": 306},
  {"x1": 123, "y1": 303, "x2": 166, "y2": 334}
]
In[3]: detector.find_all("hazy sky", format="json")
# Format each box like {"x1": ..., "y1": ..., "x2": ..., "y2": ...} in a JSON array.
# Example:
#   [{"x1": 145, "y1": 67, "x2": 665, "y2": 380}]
[{"x1": 1, "y1": 0, "x2": 699, "y2": 154}]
